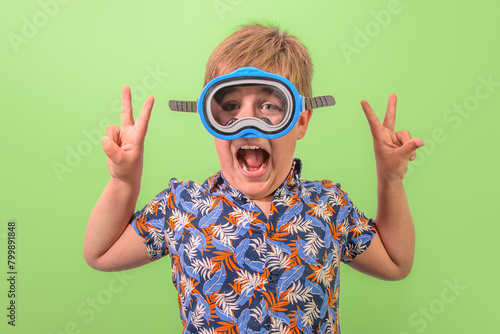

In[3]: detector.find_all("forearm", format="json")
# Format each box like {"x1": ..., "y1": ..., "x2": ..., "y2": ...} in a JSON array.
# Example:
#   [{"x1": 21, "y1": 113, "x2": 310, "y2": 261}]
[
  {"x1": 356, "y1": 94, "x2": 422, "y2": 280},
  {"x1": 375, "y1": 178, "x2": 415, "y2": 276},
  {"x1": 83, "y1": 178, "x2": 141, "y2": 265}
]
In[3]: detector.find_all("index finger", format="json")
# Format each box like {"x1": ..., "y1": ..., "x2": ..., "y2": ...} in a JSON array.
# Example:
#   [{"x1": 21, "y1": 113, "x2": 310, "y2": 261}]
[
  {"x1": 360, "y1": 99, "x2": 383, "y2": 139},
  {"x1": 134, "y1": 96, "x2": 155, "y2": 136},
  {"x1": 121, "y1": 85, "x2": 134, "y2": 127},
  {"x1": 382, "y1": 93, "x2": 397, "y2": 131}
]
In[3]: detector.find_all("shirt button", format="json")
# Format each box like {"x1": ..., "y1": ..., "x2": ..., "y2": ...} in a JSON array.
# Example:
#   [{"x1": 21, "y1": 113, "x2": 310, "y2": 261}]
[
  {"x1": 268, "y1": 231, "x2": 275, "y2": 237},
  {"x1": 268, "y1": 276, "x2": 275, "y2": 283},
  {"x1": 263, "y1": 322, "x2": 272, "y2": 330}
]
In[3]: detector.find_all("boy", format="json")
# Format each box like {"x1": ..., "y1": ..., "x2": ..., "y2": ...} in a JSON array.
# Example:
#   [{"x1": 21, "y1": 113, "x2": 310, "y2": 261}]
[{"x1": 84, "y1": 24, "x2": 423, "y2": 333}]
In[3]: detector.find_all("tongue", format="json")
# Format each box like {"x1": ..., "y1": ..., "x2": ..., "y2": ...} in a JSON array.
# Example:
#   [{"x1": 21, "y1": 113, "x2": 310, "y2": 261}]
[{"x1": 240, "y1": 149, "x2": 265, "y2": 169}]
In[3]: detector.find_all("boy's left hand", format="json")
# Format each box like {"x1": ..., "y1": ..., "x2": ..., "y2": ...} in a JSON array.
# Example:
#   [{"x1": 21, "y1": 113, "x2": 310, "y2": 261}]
[{"x1": 361, "y1": 93, "x2": 424, "y2": 181}]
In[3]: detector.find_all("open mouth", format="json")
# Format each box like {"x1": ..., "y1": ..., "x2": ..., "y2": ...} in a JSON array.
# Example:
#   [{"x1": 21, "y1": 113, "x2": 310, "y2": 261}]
[{"x1": 236, "y1": 145, "x2": 270, "y2": 173}]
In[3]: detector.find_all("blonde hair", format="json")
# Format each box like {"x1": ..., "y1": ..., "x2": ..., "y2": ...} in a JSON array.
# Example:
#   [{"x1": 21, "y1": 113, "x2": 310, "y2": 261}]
[{"x1": 204, "y1": 24, "x2": 313, "y2": 97}]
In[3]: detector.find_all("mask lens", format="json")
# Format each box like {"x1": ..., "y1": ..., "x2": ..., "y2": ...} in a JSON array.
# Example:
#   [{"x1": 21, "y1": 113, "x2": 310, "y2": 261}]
[{"x1": 209, "y1": 84, "x2": 289, "y2": 127}]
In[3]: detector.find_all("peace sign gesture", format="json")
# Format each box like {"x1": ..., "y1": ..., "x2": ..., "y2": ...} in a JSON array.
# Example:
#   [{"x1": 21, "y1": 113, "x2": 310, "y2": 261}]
[
  {"x1": 101, "y1": 86, "x2": 155, "y2": 184},
  {"x1": 361, "y1": 94, "x2": 424, "y2": 181}
]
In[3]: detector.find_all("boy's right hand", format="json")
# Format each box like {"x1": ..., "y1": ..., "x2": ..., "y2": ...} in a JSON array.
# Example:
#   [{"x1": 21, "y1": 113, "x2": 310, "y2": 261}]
[{"x1": 101, "y1": 86, "x2": 154, "y2": 184}]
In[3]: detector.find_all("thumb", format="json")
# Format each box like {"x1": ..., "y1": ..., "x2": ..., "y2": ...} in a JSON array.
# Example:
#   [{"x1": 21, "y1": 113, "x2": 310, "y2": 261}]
[
  {"x1": 101, "y1": 136, "x2": 123, "y2": 162},
  {"x1": 400, "y1": 138, "x2": 425, "y2": 161}
]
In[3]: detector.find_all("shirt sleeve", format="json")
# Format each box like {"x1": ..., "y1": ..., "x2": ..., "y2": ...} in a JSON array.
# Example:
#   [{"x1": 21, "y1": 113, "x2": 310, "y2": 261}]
[
  {"x1": 130, "y1": 188, "x2": 171, "y2": 261},
  {"x1": 336, "y1": 187, "x2": 377, "y2": 263}
]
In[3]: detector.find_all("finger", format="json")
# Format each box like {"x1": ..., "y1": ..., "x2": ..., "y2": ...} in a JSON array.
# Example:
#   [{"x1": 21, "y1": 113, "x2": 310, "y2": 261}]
[
  {"x1": 134, "y1": 96, "x2": 155, "y2": 137},
  {"x1": 395, "y1": 130, "x2": 411, "y2": 147},
  {"x1": 382, "y1": 93, "x2": 397, "y2": 131},
  {"x1": 396, "y1": 130, "x2": 414, "y2": 160},
  {"x1": 399, "y1": 138, "x2": 424, "y2": 161},
  {"x1": 106, "y1": 125, "x2": 120, "y2": 145},
  {"x1": 121, "y1": 86, "x2": 134, "y2": 127},
  {"x1": 101, "y1": 136, "x2": 122, "y2": 162},
  {"x1": 360, "y1": 99, "x2": 383, "y2": 140}
]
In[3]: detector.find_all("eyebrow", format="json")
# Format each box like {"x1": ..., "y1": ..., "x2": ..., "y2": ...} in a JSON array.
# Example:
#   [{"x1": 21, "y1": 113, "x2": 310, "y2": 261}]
[
  {"x1": 213, "y1": 87, "x2": 236, "y2": 104},
  {"x1": 213, "y1": 85, "x2": 284, "y2": 104}
]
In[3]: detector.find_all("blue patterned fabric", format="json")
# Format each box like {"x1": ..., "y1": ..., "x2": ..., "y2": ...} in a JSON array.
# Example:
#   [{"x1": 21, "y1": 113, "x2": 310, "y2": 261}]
[{"x1": 131, "y1": 159, "x2": 377, "y2": 334}]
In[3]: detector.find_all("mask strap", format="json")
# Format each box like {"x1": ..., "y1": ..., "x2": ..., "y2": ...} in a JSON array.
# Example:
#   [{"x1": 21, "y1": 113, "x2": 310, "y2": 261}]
[
  {"x1": 170, "y1": 95, "x2": 336, "y2": 112},
  {"x1": 169, "y1": 100, "x2": 197, "y2": 112},
  {"x1": 304, "y1": 95, "x2": 336, "y2": 110}
]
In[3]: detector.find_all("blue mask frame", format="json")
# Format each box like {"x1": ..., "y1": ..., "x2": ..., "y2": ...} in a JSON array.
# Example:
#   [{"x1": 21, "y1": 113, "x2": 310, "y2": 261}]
[{"x1": 169, "y1": 67, "x2": 335, "y2": 140}]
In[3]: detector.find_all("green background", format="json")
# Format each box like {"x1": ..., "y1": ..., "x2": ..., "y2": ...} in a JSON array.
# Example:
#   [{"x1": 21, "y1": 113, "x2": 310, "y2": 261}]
[{"x1": 1, "y1": 0, "x2": 498, "y2": 333}]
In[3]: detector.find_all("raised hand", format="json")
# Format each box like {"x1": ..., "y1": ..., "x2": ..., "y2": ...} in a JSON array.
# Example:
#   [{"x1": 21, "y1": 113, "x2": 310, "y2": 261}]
[
  {"x1": 361, "y1": 94, "x2": 424, "y2": 181},
  {"x1": 101, "y1": 86, "x2": 155, "y2": 184}
]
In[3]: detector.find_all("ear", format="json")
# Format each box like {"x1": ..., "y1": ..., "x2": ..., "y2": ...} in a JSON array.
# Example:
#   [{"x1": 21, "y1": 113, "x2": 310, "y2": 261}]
[{"x1": 297, "y1": 109, "x2": 313, "y2": 140}]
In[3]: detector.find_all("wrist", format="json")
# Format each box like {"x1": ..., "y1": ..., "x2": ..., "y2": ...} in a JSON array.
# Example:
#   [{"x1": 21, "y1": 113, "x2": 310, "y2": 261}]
[
  {"x1": 108, "y1": 175, "x2": 141, "y2": 195},
  {"x1": 376, "y1": 163, "x2": 409, "y2": 184},
  {"x1": 108, "y1": 159, "x2": 143, "y2": 189},
  {"x1": 377, "y1": 173, "x2": 405, "y2": 193}
]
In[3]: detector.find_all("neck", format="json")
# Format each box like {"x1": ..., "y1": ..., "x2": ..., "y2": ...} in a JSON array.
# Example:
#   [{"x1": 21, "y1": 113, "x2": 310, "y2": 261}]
[{"x1": 251, "y1": 196, "x2": 273, "y2": 219}]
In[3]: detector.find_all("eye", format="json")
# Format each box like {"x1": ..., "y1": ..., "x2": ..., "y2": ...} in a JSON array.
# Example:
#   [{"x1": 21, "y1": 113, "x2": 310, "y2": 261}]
[
  {"x1": 222, "y1": 103, "x2": 240, "y2": 111},
  {"x1": 261, "y1": 103, "x2": 283, "y2": 112}
]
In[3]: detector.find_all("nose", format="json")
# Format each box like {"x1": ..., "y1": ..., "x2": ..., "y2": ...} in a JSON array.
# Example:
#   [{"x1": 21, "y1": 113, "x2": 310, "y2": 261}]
[{"x1": 237, "y1": 101, "x2": 261, "y2": 119}]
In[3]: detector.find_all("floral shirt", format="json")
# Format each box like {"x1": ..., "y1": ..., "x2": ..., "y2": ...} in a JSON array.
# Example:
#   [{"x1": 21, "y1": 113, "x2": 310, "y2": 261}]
[{"x1": 131, "y1": 159, "x2": 377, "y2": 334}]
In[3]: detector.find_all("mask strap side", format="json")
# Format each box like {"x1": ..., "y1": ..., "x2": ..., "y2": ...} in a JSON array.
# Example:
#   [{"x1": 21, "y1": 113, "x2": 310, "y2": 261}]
[
  {"x1": 169, "y1": 100, "x2": 198, "y2": 113},
  {"x1": 304, "y1": 95, "x2": 336, "y2": 110}
]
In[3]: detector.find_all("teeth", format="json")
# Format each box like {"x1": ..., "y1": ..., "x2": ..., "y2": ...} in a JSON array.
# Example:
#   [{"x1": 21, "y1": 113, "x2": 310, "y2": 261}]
[{"x1": 240, "y1": 145, "x2": 260, "y2": 150}]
